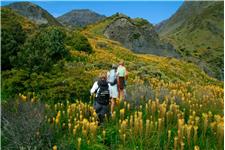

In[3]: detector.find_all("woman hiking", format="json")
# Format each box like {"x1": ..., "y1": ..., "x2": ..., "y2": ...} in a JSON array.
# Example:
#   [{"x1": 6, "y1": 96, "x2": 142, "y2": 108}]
[
  {"x1": 107, "y1": 64, "x2": 118, "y2": 115},
  {"x1": 90, "y1": 72, "x2": 111, "y2": 125},
  {"x1": 117, "y1": 60, "x2": 128, "y2": 101}
]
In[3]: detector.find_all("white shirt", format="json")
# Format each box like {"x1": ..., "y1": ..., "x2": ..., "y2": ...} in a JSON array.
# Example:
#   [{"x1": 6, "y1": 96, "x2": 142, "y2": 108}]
[{"x1": 90, "y1": 81, "x2": 112, "y2": 97}]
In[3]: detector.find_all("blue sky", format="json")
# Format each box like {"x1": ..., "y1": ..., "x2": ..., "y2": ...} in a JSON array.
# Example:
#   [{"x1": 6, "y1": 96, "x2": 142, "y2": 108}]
[{"x1": 1, "y1": 1, "x2": 184, "y2": 24}]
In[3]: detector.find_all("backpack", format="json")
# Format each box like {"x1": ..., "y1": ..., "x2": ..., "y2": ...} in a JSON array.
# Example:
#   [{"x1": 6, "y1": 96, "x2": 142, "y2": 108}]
[
  {"x1": 107, "y1": 69, "x2": 117, "y2": 86},
  {"x1": 95, "y1": 80, "x2": 110, "y2": 105}
]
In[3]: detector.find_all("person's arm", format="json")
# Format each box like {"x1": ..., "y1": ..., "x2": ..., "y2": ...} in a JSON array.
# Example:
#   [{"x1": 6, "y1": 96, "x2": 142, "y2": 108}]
[
  {"x1": 108, "y1": 84, "x2": 112, "y2": 98},
  {"x1": 107, "y1": 71, "x2": 110, "y2": 81},
  {"x1": 125, "y1": 68, "x2": 128, "y2": 79},
  {"x1": 116, "y1": 68, "x2": 119, "y2": 76},
  {"x1": 90, "y1": 82, "x2": 98, "y2": 95}
]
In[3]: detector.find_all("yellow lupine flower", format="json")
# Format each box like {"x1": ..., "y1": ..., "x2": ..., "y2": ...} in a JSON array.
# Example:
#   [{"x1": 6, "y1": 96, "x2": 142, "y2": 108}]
[
  {"x1": 53, "y1": 145, "x2": 57, "y2": 150},
  {"x1": 120, "y1": 108, "x2": 125, "y2": 120},
  {"x1": 194, "y1": 146, "x2": 200, "y2": 150},
  {"x1": 77, "y1": 137, "x2": 82, "y2": 150}
]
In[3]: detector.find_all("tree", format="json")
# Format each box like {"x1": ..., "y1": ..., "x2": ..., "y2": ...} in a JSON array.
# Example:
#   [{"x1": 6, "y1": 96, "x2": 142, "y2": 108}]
[{"x1": 16, "y1": 27, "x2": 69, "y2": 72}]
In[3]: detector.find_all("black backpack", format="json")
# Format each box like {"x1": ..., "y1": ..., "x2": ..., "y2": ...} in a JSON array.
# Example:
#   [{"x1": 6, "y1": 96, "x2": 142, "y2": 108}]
[{"x1": 95, "y1": 80, "x2": 110, "y2": 105}]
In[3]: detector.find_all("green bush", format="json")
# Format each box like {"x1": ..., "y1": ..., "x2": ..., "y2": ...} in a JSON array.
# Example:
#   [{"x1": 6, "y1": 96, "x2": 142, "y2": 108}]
[
  {"x1": 16, "y1": 27, "x2": 69, "y2": 72},
  {"x1": 66, "y1": 31, "x2": 93, "y2": 53},
  {"x1": 1, "y1": 18, "x2": 26, "y2": 70},
  {"x1": 2, "y1": 63, "x2": 94, "y2": 103}
]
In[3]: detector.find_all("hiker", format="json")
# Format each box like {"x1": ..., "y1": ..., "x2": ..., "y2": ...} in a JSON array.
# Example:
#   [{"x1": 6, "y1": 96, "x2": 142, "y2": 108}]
[
  {"x1": 117, "y1": 60, "x2": 128, "y2": 101},
  {"x1": 107, "y1": 64, "x2": 118, "y2": 115},
  {"x1": 90, "y1": 72, "x2": 111, "y2": 124}
]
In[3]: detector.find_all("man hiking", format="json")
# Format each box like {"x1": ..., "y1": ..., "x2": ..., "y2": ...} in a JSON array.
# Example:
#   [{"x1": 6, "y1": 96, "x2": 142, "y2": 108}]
[
  {"x1": 90, "y1": 72, "x2": 111, "y2": 124},
  {"x1": 107, "y1": 64, "x2": 118, "y2": 115},
  {"x1": 117, "y1": 60, "x2": 128, "y2": 101}
]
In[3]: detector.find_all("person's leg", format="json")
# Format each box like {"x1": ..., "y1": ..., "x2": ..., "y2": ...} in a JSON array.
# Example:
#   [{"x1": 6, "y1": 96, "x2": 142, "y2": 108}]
[
  {"x1": 101, "y1": 104, "x2": 110, "y2": 123},
  {"x1": 120, "y1": 77, "x2": 125, "y2": 101},
  {"x1": 123, "y1": 89, "x2": 126, "y2": 101},
  {"x1": 111, "y1": 98, "x2": 115, "y2": 114},
  {"x1": 120, "y1": 89, "x2": 124, "y2": 100},
  {"x1": 117, "y1": 79, "x2": 121, "y2": 99}
]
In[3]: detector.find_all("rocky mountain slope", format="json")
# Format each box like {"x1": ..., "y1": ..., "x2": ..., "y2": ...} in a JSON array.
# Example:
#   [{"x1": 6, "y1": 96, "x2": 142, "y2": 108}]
[
  {"x1": 156, "y1": 1, "x2": 224, "y2": 80},
  {"x1": 57, "y1": 9, "x2": 106, "y2": 28},
  {"x1": 4, "y1": 2, "x2": 61, "y2": 26},
  {"x1": 86, "y1": 13, "x2": 180, "y2": 57}
]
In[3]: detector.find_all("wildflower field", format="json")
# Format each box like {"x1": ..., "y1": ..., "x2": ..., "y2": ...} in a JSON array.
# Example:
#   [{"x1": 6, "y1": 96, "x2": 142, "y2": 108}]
[
  {"x1": 13, "y1": 76, "x2": 223, "y2": 150},
  {"x1": 1, "y1": 6, "x2": 224, "y2": 150}
]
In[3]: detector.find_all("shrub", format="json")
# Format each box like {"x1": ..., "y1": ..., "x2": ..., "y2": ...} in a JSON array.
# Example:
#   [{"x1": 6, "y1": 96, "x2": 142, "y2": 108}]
[
  {"x1": 1, "y1": 18, "x2": 26, "y2": 70},
  {"x1": 1, "y1": 69, "x2": 29, "y2": 100},
  {"x1": 66, "y1": 31, "x2": 93, "y2": 53},
  {"x1": 2, "y1": 63, "x2": 94, "y2": 103},
  {"x1": 1, "y1": 98, "x2": 52, "y2": 149},
  {"x1": 16, "y1": 27, "x2": 69, "y2": 72}
]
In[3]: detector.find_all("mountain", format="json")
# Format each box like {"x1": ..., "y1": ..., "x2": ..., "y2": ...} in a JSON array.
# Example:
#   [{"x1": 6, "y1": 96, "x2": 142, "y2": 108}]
[
  {"x1": 156, "y1": 1, "x2": 214, "y2": 35},
  {"x1": 57, "y1": 9, "x2": 106, "y2": 28},
  {"x1": 156, "y1": 1, "x2": 224, "y2": 80},
  {"x1": 85, "y1": 13, "x2": 180, "y2": 57},
  {"x1": 4, "y1": 2, "x2": 61, "y2": 26},
  {"x1": 1, "y1": 7, "x2": 37, "y2": 33},
  {"x1": 82, "y1": 20, "x2": 221, "y2": 86}
]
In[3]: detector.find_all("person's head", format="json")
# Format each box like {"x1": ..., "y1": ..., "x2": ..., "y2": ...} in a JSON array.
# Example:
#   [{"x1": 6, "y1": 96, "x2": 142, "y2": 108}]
[
  {"x1": 99, "y1": 71, "x2": 107, "y2": 80},
  {"x1": 112, "y1": 64, "x2": 117, "y2": 69},
  {"x1": 119, "y1": 60, "x2": 124, "y2": 66}
]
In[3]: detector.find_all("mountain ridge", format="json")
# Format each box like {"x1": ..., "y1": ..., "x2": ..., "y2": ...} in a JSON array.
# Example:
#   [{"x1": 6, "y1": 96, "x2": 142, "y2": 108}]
[
  {"x1": 4, "y1": 2, "x2": 61, "y2": 26},
  {"x1": 57, "y1": 9, "x2": 106, "y2": 28}
]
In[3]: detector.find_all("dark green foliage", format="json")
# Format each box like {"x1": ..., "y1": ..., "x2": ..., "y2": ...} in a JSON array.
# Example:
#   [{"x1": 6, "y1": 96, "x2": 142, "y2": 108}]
[
  {"x1": 66, "y1": 31, "x2": 93, "y2": 53},
  {"x1": 2, "y1": 63, "x2": 94, "y2": 103},
  {"x1": 132, "y1": 33, "x2": 141, "y2": 40},
  {"x1": 133, "y1": 18, "x2": 151, "y2": 27},
  {"x1": 16, "y1": 27, "x2": 69, "y2": 72},
  {"x1": 1, "y1": 10, "x2": 26, "y2": 70},
  {"x1": 1, "y1": 69, "x2": 29, "y2": 99}
]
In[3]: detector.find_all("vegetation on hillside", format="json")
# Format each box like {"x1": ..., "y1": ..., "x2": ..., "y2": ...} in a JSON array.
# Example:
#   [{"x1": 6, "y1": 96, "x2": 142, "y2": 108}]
[
  {"x1": 16, "y1": 27, "x2": 69, "y2": 72},
  {"x1": 1, "y1": 8, "x2": 36, "y2": 70},
  {"x1": 1, "y1": 3, "x2": 224, "y2": 150},
  {"x1": 157, "y1": 1, "x2": 224, "y2": 80},
  {"x1": 66, "y1": 31, "x2": 93, "y2": 53}
]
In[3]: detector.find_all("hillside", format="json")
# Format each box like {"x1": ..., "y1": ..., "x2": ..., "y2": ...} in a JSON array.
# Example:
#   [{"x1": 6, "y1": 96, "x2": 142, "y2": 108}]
[
  {"x1": 85, "y1": 13, "x2": 179, "y2": 57},
  {"x1": 1, "y1": 7, "x2": 37, "y2": 33},
  {"x1": 1, "y1": 7, "x2": 38, "y2": 70},
  {"x1": 1, "y1": 2, "x2": 224, "y2": 150},
  {"x1": 57, "y1": 9, "x2": 106, "y2": 28},
  {"x1": 156, "y1": 1, "x2": 224, "y2": 80},
  {"x1": 5, "y1": 2, "x2": 61, "y2": 26},
  {"x1": 82, "y1": 26, "x2": 221, "y2": 86},
  {"x1": 1, "y1": 3, "x2": 222, "y2": 101}
]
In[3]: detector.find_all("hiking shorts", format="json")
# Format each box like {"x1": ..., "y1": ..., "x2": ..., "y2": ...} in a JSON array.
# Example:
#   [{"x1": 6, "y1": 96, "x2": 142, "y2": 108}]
[
  {"x1": 93, "y1": 101, "x2": 109, "y2": 117},
  {"x1": 118, "y1": 77, "x2": 125, "y2": 90}
]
